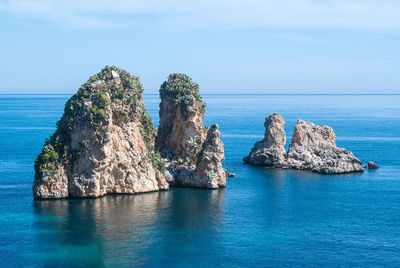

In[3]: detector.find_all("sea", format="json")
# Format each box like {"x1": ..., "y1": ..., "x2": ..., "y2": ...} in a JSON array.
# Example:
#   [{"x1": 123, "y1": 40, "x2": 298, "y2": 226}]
[{"x1": 0, "y1": 94, "x2": 399, "y2": 267}]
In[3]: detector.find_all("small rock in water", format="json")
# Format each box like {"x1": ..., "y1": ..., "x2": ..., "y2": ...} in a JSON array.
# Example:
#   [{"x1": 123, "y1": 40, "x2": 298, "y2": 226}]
[
  {"x1": 368, "y1": 161, "x2": 379, "y2": 169},
  {"x1": 228, "y1": 172, "x2": 235, "y2": 177}
]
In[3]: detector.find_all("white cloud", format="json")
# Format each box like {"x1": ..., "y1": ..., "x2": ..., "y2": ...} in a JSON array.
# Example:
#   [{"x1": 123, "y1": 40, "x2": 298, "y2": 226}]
[{"x1": 2, "y1": 0, "x2": 400, "y2": 32}]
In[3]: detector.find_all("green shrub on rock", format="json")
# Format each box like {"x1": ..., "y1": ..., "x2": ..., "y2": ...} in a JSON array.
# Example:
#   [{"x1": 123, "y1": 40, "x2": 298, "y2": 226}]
[
  {"x1": 159, "y1": 73, "x2": 205, "y2": 118},
  {"x1": 34, "y1": 65, "x2": 167, "y2": 178}
]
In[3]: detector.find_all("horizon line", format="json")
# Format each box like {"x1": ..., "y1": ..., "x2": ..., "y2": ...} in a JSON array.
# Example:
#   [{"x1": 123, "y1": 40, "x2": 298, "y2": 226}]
[{"x1": 1, "y1": 93, "x2": 400, "y2": 96}]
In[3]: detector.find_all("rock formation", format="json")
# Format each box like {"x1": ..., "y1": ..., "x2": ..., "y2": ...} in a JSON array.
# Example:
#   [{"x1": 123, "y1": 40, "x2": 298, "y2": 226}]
[
  {"x1": 368, "y1": 161, "x2": 379, "y2": 169},
  {"x1": 285, "y1": 120, "x2": 364, "y2": 174},
  {"x1": 244, "y1": 115, "x2": 364, "y2": 174},
  {"x1": 156, "y1": 74, "x2": 226, "y2": 188},
  {"x1": 33, "y1": 68, "x2": 225, "y2": 199},
  {"x1": 243, "y1": 113, "x2": 286, "y2": 167},
  {"x1": 33, "y1": 66, "x2": 168, "y2": 199}
]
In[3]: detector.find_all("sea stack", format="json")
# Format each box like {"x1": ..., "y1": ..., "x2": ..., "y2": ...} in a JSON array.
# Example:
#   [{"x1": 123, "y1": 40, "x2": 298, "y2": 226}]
[
  {"x1": 33, "y1": 67, "x2": 226, "y2": 199},
  {"x1": 243, "y1": 113, "x2": 286, "y2": 167},
  {"x1": 286, "y1": 119, "x2": 364, "y2": 174},
  {"x1": 33, "y1": 66, "x2": 170, "y2": 199},
  {"x1": 156, "y1": 74, "x2": 226, "y2": 188},
  {"x1": 244, "y1": 114, "x2": 364, "y2": 174}
]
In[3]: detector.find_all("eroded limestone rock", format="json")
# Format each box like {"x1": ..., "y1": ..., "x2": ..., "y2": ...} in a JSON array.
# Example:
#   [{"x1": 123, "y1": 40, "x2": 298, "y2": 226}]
[
  {"x1": 244, "y1": 115, "x2": 364, "y2": 174},
  {"x1": 33, "y1": 69, "x2": 226, "y2": 199},
  {"x1": 243, "y1": 113, "x2": 286, "y2": 166},
  {"x1": 156, "y1": 74, "x2": 226, "y2": 188},
  {"x1": 33, "y1": 66, "x2": 168, "y2": 199},
  {"x1": 286, "y1": 120, "x2": 364, "y2": 174}
]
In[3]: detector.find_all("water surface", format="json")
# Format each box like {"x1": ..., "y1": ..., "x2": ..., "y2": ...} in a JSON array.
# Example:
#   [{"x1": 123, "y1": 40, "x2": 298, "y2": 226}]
[{"x1": 0, "y1": 94, "x2": 400, "y2": 266}]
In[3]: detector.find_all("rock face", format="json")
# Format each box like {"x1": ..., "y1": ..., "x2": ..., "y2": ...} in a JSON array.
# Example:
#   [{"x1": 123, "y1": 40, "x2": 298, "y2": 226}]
[
  {"x1": 286, "y1": 120, "x2": 364, "y2": 174},
  {"x1": 243, "y1": 113, "x2": 286, "y2": 167},
  {"x1": 33, "y1": 68, "x2": 226, "y2": 199},
  {"x1": 244, "y1": 115, "x2": 364, "y2": 174},
  {"x1": 156, "y1": 74, "x2": 226, "y2": 188},
  {"x1": 33, "y1": 66, "x2": 169, "y2": 199}
]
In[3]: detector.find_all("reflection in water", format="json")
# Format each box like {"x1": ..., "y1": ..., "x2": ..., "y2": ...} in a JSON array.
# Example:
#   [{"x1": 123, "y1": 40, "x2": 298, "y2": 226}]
[{"x1": 32, "y1": 189, "x2": 225, "y2": 266}]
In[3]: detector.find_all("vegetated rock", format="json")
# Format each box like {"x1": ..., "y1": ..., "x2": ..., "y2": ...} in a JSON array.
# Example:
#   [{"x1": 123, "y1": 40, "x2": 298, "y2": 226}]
[
  {"x1": 33, "y1": 66, "x2": 169, "y2": 199},
  {"x1": 244, "y1": 115, "x2": 364, "y2": 174},
  {"x1": 286, "y1": 120, "x2": 364, "y2": 174},
  {"x1": 243, "y1": 113, "x2": 286, "y2": 167},
  {"x1": 367, "y1": 161, "x2": 379, "y2": 169},
  {"x1": 156, "y1": 74, "x2": 226, "y2": 188}
]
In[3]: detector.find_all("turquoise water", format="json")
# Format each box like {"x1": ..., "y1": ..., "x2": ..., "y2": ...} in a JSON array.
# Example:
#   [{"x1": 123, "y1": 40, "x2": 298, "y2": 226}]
[{"x1": 1, "y1": 94, "x2": 400, "y2": 267}]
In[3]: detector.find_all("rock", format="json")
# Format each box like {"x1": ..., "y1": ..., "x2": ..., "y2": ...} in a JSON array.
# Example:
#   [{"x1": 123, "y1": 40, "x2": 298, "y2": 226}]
[
  {"x1": 244, "y1": 115, "x2": 364, "y2": 174},
  {"x1": 33, "y1": 66, "x2": 169, "y2": 199},
  {"x1": 286, "y1": 119, "x2": 364, "y2": 174},
  {"x1": 368, "y1": 161, "x2": 379, "y2": 169},
  {"x1": 227, "y1": 172, "x2": 235, "y2": 177},
  {"x1": 156, "y1": 73, "x2": 226, "y2": 188},
  {"x1": 33, "y1": 69, "x2": 227, "y2": 199},
  {"x1": 243, "y1": 113, "x2": 286, "y2": 167}
]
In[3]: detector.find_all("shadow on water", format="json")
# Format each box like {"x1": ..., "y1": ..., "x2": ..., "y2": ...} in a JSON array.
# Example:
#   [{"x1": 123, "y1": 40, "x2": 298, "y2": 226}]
[{"x1": 31, "y1": 189, "x2": 226, "y2": 266}]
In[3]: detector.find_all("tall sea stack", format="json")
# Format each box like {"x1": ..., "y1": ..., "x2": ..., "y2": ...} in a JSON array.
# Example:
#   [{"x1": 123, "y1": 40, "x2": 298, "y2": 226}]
[
  {"x1": 156, "y1": 74, "x2": 226, "y2": 188},
  {"x1": 33, "y1": 67, "x2": 225, "y2": 199}
]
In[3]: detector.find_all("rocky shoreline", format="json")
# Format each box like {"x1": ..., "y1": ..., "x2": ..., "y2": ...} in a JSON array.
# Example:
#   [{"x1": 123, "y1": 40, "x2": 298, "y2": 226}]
[{"x1": 244, "y1": 113, "x2": 366, "y2": 174}]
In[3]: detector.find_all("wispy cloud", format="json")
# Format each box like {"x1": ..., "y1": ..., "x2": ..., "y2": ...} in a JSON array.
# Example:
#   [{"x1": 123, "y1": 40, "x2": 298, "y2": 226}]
[{"x1": 1, "y1": 0, "x2": 400, "y2": 32}]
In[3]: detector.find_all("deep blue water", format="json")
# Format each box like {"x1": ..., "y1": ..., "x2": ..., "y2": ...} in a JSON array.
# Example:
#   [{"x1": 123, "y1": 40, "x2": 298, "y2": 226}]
[{"x1": 1, "y1": 94, "x2": 400, "y2": 267}]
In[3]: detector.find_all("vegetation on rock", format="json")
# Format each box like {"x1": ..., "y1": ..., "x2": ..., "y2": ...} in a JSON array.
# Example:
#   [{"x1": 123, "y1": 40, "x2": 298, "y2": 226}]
[
  {"x1": 159, "y1": 73, "x2": 205, "y2": 118},
  {"x1": 34, "y1": 66, "x2": 165, "y2": 181}
]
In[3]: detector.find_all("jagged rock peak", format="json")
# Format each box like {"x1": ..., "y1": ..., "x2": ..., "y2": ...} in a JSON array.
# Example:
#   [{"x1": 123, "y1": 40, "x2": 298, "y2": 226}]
[
  {"x1": 156, "y1": 73, "x2": 226, "y2": 188},
  {"x1": 195, "y1": 125, "x2": 226, "y2": 188},
  {"x1": 33, "y1": 66, "x2": 168, "y2": 199},
  {"x1": 243, "y1": 113, "x2": 286, "y2": 166}
]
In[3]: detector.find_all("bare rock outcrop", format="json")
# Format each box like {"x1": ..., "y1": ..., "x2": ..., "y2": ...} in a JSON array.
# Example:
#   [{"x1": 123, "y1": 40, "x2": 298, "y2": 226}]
[
  {"x1": 286, "y1": 120, "x2": 364, "y2": 174},
  {"x1": 156, "y1": 74, "x2": 226, "y2": 188},
  {"x1": 243, "y1": 113, "x2": 286, "y2": 166},
  {"x1": 33, "y1": 66, "x2": 169, "y2": 199},
  {"x1": 244, "y1": 114, "x2": 364, "y2": 174},
  {"x1": 368, "y1": 161, "x2": 379, "y2": 169}
]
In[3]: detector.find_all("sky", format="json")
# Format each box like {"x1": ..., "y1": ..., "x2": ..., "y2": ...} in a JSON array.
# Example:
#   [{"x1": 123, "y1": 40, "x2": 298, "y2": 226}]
[{"x1": 0, "y1": 0, "x2": 400, "y2": 94}]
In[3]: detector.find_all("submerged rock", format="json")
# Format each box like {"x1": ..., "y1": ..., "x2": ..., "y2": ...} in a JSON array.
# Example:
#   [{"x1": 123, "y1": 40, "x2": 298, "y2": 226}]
[
  {"x1": 368, "y1": 161, "x2": 379, "y2": 169},
  {"x1": 156, "y1": 74, "x2": 226, "y2": 188},
  {"x1": 244, "y1": 114, "x2": 364, "y2": 174},
  {"x1": 33, "y1": 68, "x2": 226, "y2": 199},
  {"x1": 33, "y1": 66, "x2": 169, "y2": 199},
  {"x1": 243, "y1": 113, "x2": 286, "y2": 167}
]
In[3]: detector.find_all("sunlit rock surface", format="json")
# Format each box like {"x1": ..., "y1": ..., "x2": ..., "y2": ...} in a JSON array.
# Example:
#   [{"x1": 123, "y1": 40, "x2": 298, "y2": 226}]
[
  {"x1": 244, "y1": 115, "x2": 364, "y2": 174},
  {"x1": 156, "y1": 74, "x2": 226, "y2": 188}
]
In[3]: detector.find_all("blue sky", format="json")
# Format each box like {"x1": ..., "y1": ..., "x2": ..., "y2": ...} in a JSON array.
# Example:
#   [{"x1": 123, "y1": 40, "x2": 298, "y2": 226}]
[{"x1": 0, "y1": 0, "x2": 400, "y2": 94}]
